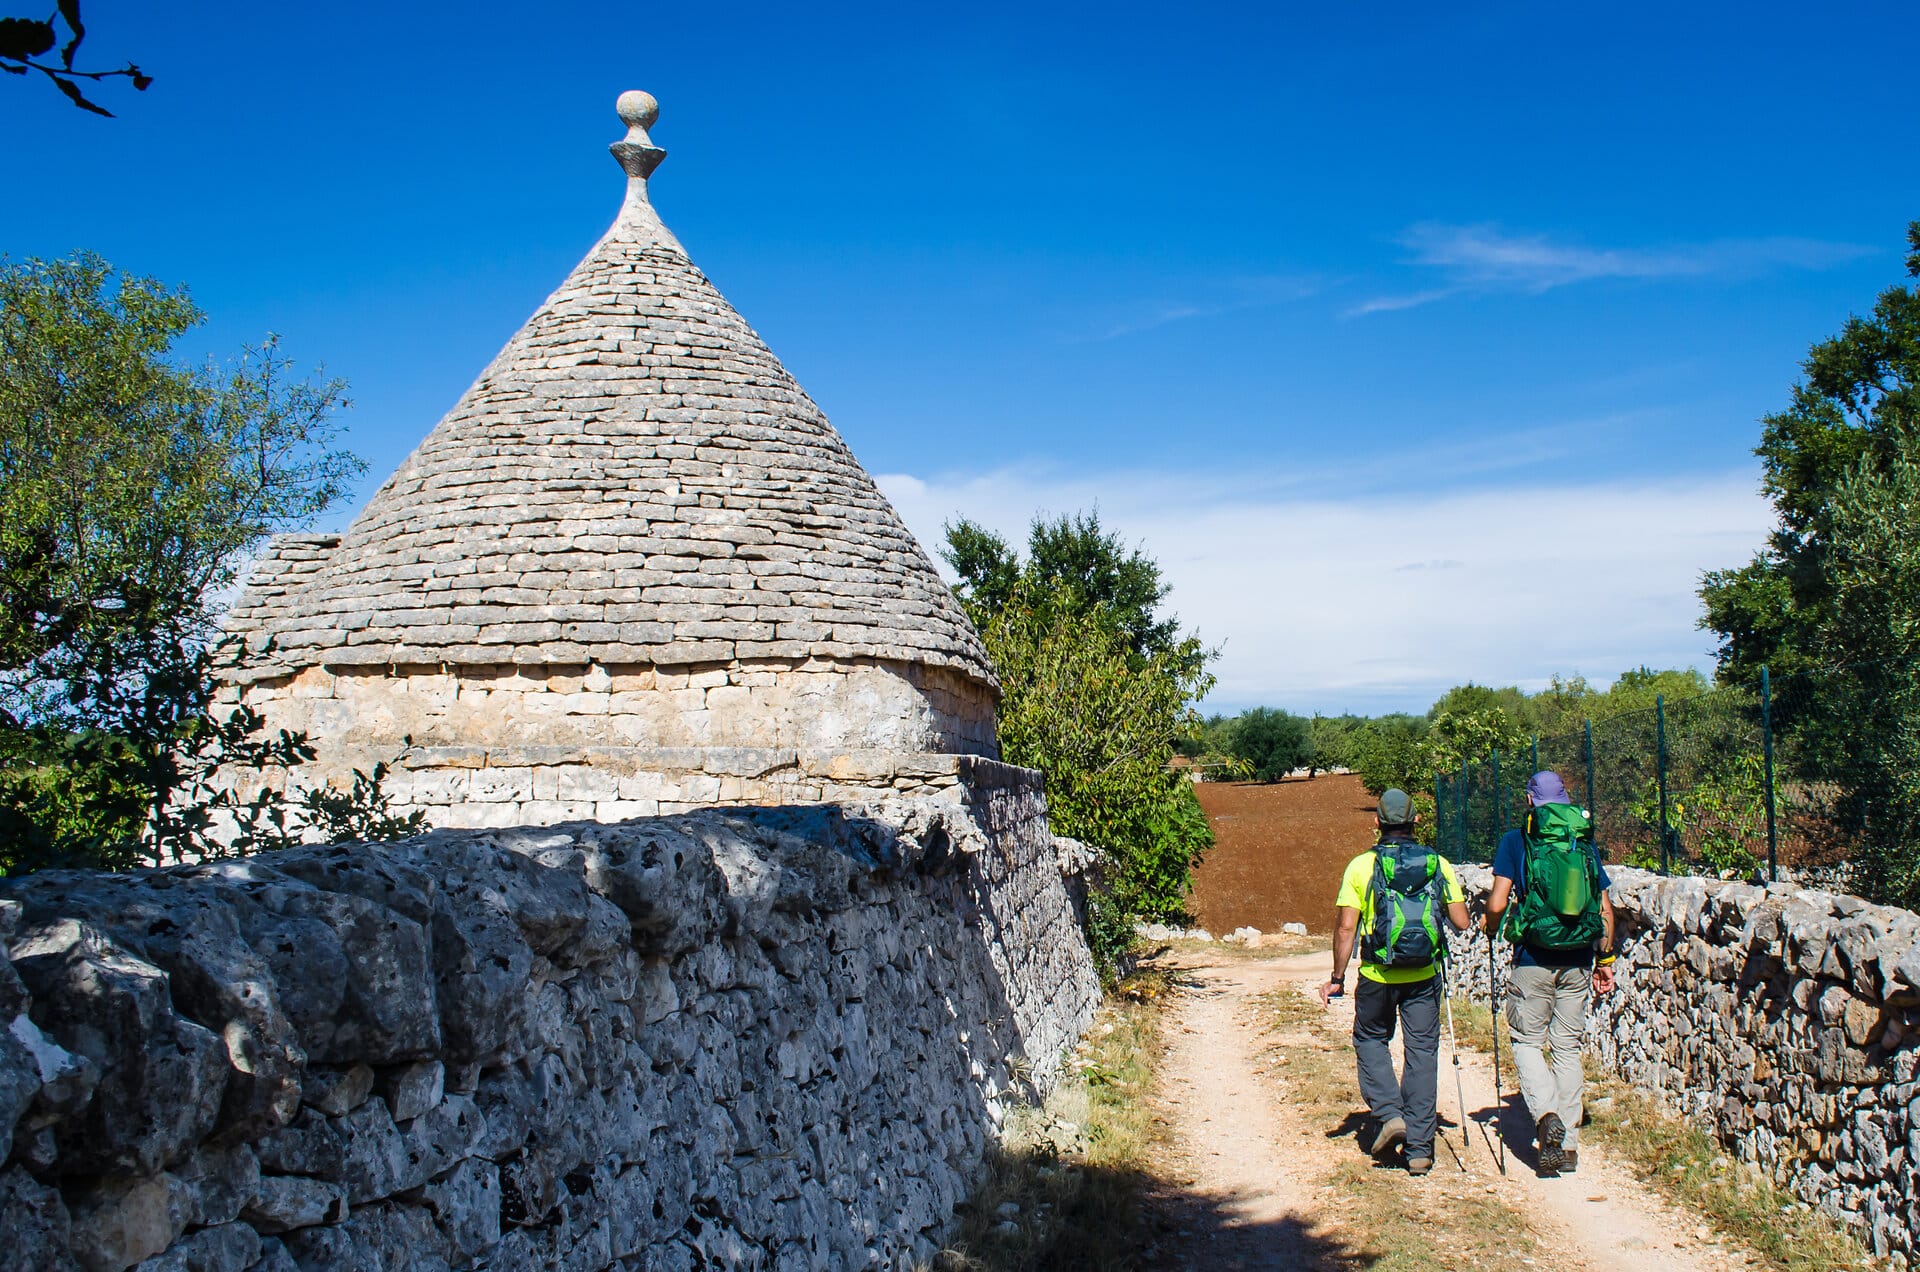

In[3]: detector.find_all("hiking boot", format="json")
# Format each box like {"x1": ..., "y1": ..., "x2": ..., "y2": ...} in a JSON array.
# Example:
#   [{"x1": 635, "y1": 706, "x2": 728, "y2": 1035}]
[
  {"x1": 1372, "y1": 1116, "x2": 1406, "y2": 1159},
  {"x1": 1406, "y1": 1155, "x2": 1433, "y2": 1176},
  {"x1": 1561, "y1": 1149, "x2": 1578, "y2": 1173},
  {"x1": 1535, "y1": 1113, "x2": 1568, "y2": 1174}
]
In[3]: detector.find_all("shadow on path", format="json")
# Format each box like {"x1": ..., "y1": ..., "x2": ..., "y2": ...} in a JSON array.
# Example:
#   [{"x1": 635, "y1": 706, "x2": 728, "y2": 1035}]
[
  {"x1": 1134, "y1": 1164, "x2": 1380, "y2": 1272},
  {"x1": 1463, "y1": 1086, "x2": 1549, "y2": 1176}
]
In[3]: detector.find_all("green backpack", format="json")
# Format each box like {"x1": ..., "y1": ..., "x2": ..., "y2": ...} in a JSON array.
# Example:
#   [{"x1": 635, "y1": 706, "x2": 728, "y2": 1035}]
[
  {"x1": 1504, "y1": 803, "x2": 1605, "y2": 951},
  {"x1": 1361, "y1": 841, "x2": 1448, "y2": 969}
]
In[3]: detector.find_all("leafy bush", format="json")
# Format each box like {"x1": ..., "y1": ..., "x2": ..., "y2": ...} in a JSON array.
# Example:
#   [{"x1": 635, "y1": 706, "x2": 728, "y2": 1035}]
[
  {"x1": 946, "y1": 514, "x2": 1215, "y2": 977},
  {"x1": 1346, "y1": 714, "x2": 1429, "y2": 795},
  {"x1": 1225, "y1": 707, "x2": 1312, "y2": 782},
  {"x1": 0, "y1": 252, "x2": 418, "y2": 873}
]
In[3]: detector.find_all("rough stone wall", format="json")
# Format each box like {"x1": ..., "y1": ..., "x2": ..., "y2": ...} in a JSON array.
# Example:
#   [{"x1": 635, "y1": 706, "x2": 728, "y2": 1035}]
[
  {"x1": 0, "y1": 772, "x2": 1101, "y2": 1271},
  {"x1": 220, "y1": 655, "x2": 995, "y2": 798},
  {"x1": 215, "y1": 656, "x2": 1001, "y2": 830},
  {"x1": 1453, "y1": 865, "x2": 1920, "y2": 1264}
]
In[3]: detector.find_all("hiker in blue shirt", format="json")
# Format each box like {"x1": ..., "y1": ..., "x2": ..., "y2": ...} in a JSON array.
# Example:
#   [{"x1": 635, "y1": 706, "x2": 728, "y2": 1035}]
[{"x1": 1479, "y1": 771, "x2": 1618, "y2": 1176}]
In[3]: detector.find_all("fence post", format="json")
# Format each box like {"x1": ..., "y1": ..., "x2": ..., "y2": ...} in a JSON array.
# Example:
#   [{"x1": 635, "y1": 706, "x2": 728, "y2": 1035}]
[
  {"x1": 1656, "y1": 693, "x2": 1671, "y2": 876},
  {"x1": 1458, "y1": 757, "x2": 1470, "y2": 862},
  {"x1": 1492, "y1": 747, "x2": 1503, "y2": 853},
  {"x1": 1761, "y1": 665, "x2": 1779, "y2": 884},
  {"x1": 1434, "y1": 771, "x2": 1446, "y2": 859},
  {"x1": 1584, "y1": 719, "x2": 1597, "y2": 853}
]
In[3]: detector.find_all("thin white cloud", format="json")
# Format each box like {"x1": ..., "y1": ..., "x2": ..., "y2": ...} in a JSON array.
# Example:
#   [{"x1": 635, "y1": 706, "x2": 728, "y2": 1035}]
[
  {"x1": 878, "y1": 462, "x2": 1771, "y2": 716},
  {"x1": 1076, "y1": 274, "x2": 1326, "y2": 341},
  {"x1": 1350, "y1": 223, "x2": 1872, "y2": 315},
  {"x1": 1343, "y1": 287, "x2": 1459, "y2": 317}
]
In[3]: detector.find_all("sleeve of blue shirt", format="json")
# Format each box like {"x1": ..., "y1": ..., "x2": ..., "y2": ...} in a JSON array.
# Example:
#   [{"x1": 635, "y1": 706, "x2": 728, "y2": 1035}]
[
  {"x1": 1594, "y1": 845, "x2": 1612, "y2": 891},
  {"x1": 1492, "y1": 829, "x2": 1525, "y2": 882}
]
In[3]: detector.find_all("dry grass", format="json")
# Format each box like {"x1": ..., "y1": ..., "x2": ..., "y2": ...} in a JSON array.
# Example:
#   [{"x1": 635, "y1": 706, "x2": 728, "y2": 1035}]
[
  {"x1": 925, "y1": 968, "x2": 1172, "y2": 1271},
  {"x1": 1580, "y1": 1075, "x2": 1877, "y2": 1272},
  {"x1": 1256, "y1": 984, "x2": 1549, "y2": 1272},
  {"x1": 1443, "y1": 993, "x2": 1510, "y2": 1058}
]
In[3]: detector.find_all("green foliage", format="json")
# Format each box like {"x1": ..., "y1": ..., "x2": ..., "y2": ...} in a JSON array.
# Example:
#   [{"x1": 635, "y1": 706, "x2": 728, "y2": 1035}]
[
  {"x1": 0, "y1": 253, "x2": 413, "y2": 874},
  {"x1": 1424, "y1": 669, "x2": 1768, "y2": 867},
  {"x1": 1526, "y1": 674, "x2": 1599, "y2": 737},
  {"x1": 1804, "y1": 444, "x2": 1920, "y2": 905},
  {"x1": 1693, "y1": 220, "x2": 1920, "y2": 906},
  {"x1": 1419, "y1": 702, "x2": 1528, "y2": 776},
  {"x1": 1169, "y1": 713, "x2": 1249, "y2": 783},
  {"x1": 1699, "y1": 220, "x2": 1920, "y2": 685},
  {"x1": 1346, "y1": 714, "x2": 1429, "y2": 795},
  {"x1": 946, "y1": 510, "x2": 1191, "y2": 668},
  {"x1": 946, "y1": 515, "x2": 1215, "y2": 977},
  {"x1": 1224, "y1": 707, "x2": 1312, "y2": 782},
  {"x1": 1604, "y1": 666, "x2": 1712, "y2": 714},
  {"x1": 941, "y1": 519, "x2": 1022, "y2": 619},
  {"x1": 1, "y1": 254, "x2": 358, "y2": 674},
  {"x1": 1307, "y1": 713, "x2": 1361, "y2": 777},
  {"x1": 1625, "y1": 750, "x2": 1780, "y2": 877},
  {"x1": 1426, "y1": 683, "x2": 1533, "y2": 729},
  {"x1": 979, "y1": 583, "x2": 1214, "y2": 919}
]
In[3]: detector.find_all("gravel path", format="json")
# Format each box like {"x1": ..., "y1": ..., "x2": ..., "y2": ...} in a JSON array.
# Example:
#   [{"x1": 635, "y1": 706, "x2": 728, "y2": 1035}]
[{"x1": 1144, "y1": 948, "x2": 1750, "y2": 1272}]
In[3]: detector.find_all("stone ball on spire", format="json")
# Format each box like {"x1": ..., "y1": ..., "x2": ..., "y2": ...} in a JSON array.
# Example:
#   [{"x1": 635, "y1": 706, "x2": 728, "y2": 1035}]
[{"x1": 616, "y1": 90, "x2": 659, "y2": 130}]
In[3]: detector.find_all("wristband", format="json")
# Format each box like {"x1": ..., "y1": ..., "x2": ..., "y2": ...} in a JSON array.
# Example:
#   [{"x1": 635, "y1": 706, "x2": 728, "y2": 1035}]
[{"x1": 1596, "y1": 954, "x2": 1616, "y2": 967}]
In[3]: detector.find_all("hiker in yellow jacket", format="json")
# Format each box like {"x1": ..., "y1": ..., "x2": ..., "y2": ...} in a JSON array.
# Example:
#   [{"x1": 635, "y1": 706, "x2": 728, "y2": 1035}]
[{"x1": 1320, "y1": 789, "x2": 1471, "y2": 1176}]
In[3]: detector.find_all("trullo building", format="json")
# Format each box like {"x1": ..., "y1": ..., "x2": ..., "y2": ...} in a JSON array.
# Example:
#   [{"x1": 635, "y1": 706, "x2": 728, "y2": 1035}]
[{"x1": 220, "y1": 91, "x2": 1000, "y2": 827}]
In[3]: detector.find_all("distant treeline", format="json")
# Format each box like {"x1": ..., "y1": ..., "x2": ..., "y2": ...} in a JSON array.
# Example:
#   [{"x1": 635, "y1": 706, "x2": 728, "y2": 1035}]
[{"x1": 1182, "y1": 667, "x2": 1712, "y2": 794}]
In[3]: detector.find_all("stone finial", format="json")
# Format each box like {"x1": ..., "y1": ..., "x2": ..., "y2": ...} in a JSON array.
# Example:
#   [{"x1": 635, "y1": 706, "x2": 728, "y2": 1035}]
[{"x1": 610, "y1": 90, "x2": 666, "y2": 179}]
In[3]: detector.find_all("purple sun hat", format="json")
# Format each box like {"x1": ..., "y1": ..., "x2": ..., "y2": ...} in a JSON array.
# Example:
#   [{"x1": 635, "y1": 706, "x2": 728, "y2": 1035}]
[{"x1": 1527, "y1": 771, "x2": 1570, "y2": 806}]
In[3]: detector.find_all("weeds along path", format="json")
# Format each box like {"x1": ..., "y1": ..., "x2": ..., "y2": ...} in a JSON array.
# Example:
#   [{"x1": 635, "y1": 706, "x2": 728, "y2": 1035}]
[{"x1": 1147, "y1": 945, "x2": 1752, "y2": 1272}]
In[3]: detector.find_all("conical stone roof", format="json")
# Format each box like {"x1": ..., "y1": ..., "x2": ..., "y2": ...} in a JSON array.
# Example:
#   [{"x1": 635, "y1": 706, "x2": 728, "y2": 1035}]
[{"x1": 227, "y1": 92, "x2": 994, "y2": 692}]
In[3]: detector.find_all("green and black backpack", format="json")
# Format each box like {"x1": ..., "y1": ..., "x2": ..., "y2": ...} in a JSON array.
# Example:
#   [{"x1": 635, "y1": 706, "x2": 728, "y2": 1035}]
[
  {"x1": 1360, "y1": 841, "x2": 1448, "y2": 969},
  {"x1": 1504, "y1": 803, "x2": 1605, "y2": 951}
]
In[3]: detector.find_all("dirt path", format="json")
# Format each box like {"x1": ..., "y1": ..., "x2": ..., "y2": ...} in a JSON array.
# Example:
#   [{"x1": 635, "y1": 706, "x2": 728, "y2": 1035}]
[
  {"x1": 1145, "y1": 954, "x2": 1341, "y2": 1270},
  {"x1": 1145, "y1": 948, "x2": 1748, "y2": 1272}
]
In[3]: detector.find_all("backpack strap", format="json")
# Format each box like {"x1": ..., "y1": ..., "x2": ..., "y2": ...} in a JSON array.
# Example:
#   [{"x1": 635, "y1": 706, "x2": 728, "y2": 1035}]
[{"x1": 1361, "y1": 848, "x2": 1384, "y2": 963}]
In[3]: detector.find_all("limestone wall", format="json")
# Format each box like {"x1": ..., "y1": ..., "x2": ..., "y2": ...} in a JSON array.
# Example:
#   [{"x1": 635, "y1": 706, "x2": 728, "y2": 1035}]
[
  {"x1": 0, "y1": 770, "x2": 1101, "y2": 1271},
  {"x1": 216, "y1": 657, "x2": 999, "y2": 828},
  {"x1": 1452, "y1": 865, "x2": 1920, "y2": 1264}
]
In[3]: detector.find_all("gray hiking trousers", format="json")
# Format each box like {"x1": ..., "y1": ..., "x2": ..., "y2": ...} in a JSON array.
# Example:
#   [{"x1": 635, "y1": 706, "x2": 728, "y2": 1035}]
[
  {"x1": 1352, "y1": 973, "x2": 1441, "y2": 1156},
  {"x1": 1504, "y1": 963, "x2": 1591, "y2": 1148}
]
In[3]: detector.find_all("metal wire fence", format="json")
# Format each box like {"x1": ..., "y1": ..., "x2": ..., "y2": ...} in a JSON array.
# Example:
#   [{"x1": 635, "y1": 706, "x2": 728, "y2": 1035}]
[{"x1": 1432, "y1": 665, "x2": 1881, "y2": 888}]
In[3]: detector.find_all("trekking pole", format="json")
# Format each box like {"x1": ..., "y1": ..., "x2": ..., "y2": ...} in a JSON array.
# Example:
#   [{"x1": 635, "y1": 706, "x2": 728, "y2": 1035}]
[
  {"x1": 1487, "y1": 938, "x2": 1508, "y2": 1175},
  {"x1": 1442, "y1": 959, "x2": 1470, "y2": 1159}
]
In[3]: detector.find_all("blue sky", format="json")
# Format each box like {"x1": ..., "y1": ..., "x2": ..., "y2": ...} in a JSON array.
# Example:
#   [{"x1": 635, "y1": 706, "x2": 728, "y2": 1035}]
[{"x1": 8, "y1": 2, "x2": 1918, "y2": 713}]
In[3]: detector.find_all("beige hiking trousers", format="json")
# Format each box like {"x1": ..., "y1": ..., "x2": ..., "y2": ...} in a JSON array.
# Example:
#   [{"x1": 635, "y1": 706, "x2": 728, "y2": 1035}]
[{"x1": 1504, "y1": 963, "x2": 1591, "y2": 1148}]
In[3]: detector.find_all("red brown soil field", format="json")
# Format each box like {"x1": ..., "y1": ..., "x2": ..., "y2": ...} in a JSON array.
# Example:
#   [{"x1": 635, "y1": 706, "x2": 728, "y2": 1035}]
[{"x1": 1186, "y1": 773, "x2": 1381, "y2": 935}]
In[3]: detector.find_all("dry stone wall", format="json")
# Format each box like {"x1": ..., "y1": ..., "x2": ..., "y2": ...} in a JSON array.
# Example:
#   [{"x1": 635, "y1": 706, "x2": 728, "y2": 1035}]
[
  {"x1": 222, "y1": 657, "x2": 997, "y2": 763},
  {"x1": 1452, "y1": 865, "x2": 1920, "y2": 1264},
  {"x1": 0, "y1": 766, "x2": 1100, "y2": 1271},
  {"x1": 216, "y1": 657, "x2": 1000, "y2": 831}
]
